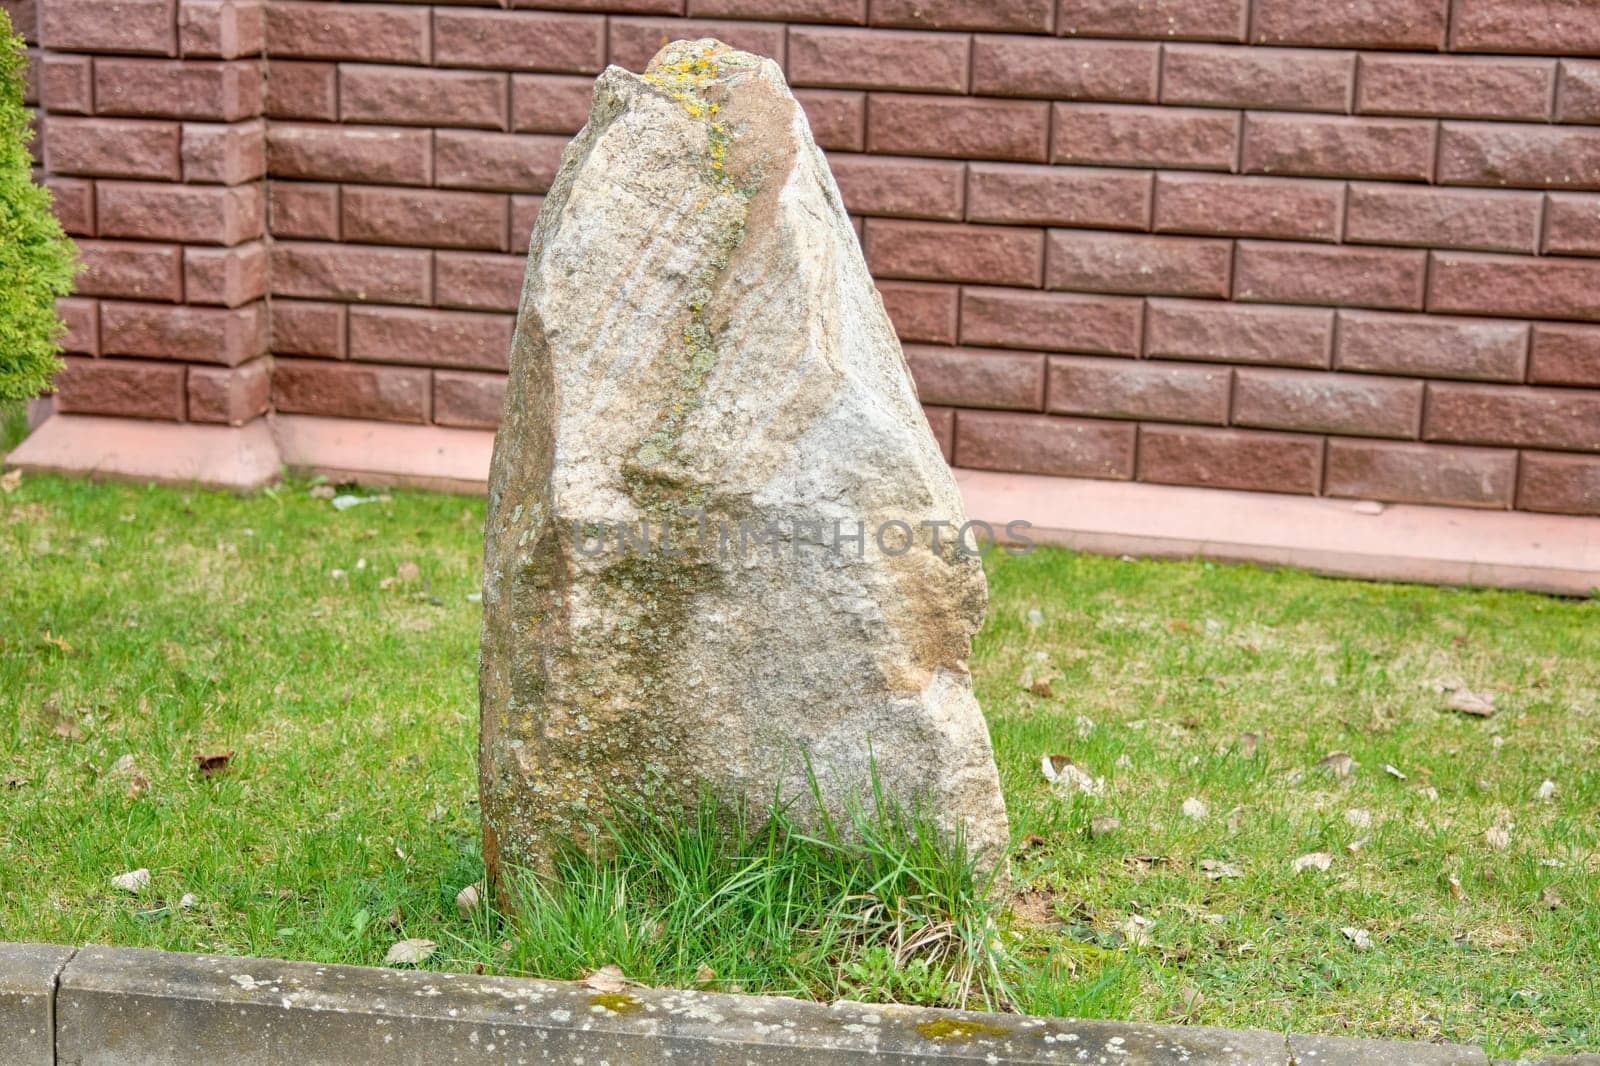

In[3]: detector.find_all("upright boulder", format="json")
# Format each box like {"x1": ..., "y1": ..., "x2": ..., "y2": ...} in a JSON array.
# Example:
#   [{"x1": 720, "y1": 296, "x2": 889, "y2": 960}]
[{"x1": 480, "y1": 40, "x2": 1009, "y2": 883}]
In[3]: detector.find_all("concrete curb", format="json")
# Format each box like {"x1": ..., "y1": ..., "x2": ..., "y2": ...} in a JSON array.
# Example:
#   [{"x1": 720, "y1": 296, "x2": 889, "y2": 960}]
[{"x1": 5, "y1": 942, "x2": 1591, "y2": 1065}]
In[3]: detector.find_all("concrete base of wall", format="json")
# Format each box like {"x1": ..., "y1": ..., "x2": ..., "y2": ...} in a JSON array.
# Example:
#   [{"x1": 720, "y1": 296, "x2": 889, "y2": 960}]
[{"x1": 6, "y1": 414, "x2": 281, "y2": 492}]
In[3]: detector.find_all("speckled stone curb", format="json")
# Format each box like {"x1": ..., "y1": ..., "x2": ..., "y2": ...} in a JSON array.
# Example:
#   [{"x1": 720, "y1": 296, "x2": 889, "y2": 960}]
[{"x1": 0, "y1": 942, "x2": 1577, "y2": 1065}]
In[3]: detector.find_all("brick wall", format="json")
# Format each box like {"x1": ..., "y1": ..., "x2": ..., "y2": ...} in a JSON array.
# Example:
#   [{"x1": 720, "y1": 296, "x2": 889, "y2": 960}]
[{"x1": 12, "y1": 0, "x2": 1600, "y2": 515}]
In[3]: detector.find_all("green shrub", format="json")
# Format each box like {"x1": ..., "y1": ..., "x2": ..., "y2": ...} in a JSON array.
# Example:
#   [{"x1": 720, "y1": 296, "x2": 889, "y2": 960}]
[{"x1": 0, "y1": 10, "x2": 75, "y2": 404}]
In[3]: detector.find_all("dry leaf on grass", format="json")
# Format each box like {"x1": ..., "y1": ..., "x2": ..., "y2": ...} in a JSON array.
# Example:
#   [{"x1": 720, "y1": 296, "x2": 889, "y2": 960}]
[
  {"x1": 581, "y1": 965, "x2": 630, "y2": 994},
  {"x1": 1485, "y1": 825, "x2": 1512, "y2": 850},
  {"x1": 1542, "y1": 885, "x2": 1563, "y2": 910},
  {"x1": 1120, "y1": 914, "x2": 1153, "y2": 948},
  {"x1": 112, "y1": 869, "x2": 151, "y2": 893},
  {"x1": 1317, "y1": 751, "x2": 1357, "y2": 779},
  {"x1": 455, "y1": 882, "x2": 483, "y2": 917},
  {"x1": 1019, "y1": 666, "x2": 1063, "y2": 698},
  {"x1": 1181, "y1": 797, "x2": 1209, "y2": 820},
  {"x1": 1340, "y1": 927, "x2": 1373, "y2": 951},
  {"x1": 1382, "y1": 764, "x2": 1407, "y2": 780},
  {"x1": 1198, "y1": 859, "x2": 1243, "y2": 881},
  {"x1": 384, "y1": 939, "x2": 436, "y2": 966},
  {"x1": 1041, "y1": 754, "x2": 1102, "y2": 796},
  {"x1": 1293, "y1": 852, "x2": 1333, "y2": 873},
  {"x1": 194, "y1": 751, "x2": 234, "y2": 778},
  {"x1": 1237, "y1": 732, "x2": 1261, "y2": 757},
  {"x1": 1447, "y1": 874, "x2": 1466, "y2": 901},
  {"x1": 1445, "y1": 689, "x2": 1496, "y2": 717}
]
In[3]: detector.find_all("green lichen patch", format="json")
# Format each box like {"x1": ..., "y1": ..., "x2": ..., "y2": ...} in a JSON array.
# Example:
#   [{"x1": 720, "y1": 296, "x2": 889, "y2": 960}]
[{"x1": 915, "y1": 1017, "x2": 1010, "y2": 1041}]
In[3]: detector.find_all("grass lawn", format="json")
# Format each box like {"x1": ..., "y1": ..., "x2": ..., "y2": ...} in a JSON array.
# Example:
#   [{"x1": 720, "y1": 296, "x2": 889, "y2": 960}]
[{"x1": 1, "y1": 473, "x2": 1596, "y2": 1058}]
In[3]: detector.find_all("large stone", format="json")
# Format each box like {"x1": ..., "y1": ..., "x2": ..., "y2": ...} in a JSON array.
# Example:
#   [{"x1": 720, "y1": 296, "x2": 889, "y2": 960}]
[{"x1": 480, "y1": 40, "x2": 1009, "y2": 881}]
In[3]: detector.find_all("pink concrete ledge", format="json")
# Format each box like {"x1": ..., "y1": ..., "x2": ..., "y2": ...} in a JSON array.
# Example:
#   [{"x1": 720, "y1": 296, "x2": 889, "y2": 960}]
[
  {"x1": 273, "y1": 414, "x2": 495, "y2": 495},
  {"x1": 6, "y1": 414, "x2": 281, "y2": 492}
]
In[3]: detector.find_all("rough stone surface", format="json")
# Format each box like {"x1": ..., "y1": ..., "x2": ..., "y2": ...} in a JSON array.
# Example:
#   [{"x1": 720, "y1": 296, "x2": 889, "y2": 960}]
[
  {"x1": 1288, "y1": 1033, "x2": 1488, "y2": 1066},
  {"x1": 0, "y1": 942, "x2": 75, "y2": 1065},
  {"x1": 480, "y1": 41, "x2": 1009, "y2": 882}
]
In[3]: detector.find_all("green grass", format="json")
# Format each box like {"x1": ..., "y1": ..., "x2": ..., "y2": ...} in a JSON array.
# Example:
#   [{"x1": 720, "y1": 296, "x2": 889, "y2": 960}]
[{"x1": 2, "y1": 473, "x2": 1596, "y2": 1058}]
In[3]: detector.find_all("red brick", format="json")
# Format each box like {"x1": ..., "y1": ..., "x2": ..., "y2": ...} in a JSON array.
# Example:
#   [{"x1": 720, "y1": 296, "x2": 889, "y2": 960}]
[
  {"x1": 1543, "y1": 194, "x2": 1600, "y2": 257},
  {"x1": 342, "y1": 187, "x2": 509, "y2": 252},
  {"x1": 1346, "y1": 185, "x2": 1541, "y2": 254},
  {"x1": 57, "y1": 297, "x2": 99, "y2": 355},
  {"x1": 905, "y1": 344, "x2": 1044, "y2": 410},
  {"x1": 790, "y1": 27, "x2": 967, "y2": 94},
  {"x1": 864, "y1": 219, "x2": 1042, "y2": 286},
  {"x1": 267, "y1": 123, "x2": 431, "y2": 186},
  {"x1": 1251, "y1": 0, "x2": 1447, "y2": 49},
  {"x1": 1426, "y1": 383, "x2": 1600, "y2": 451},
  {"x1": 1046, "y1": 355, "x2": 1229, "y2": 423},
  {"x1": 94, "y1": 58, "x2": 262, "y2": 121},
  {"x1": 827, "y1": 154, "x2": 963, "y2": 221},
  {"x1": 96, "y1": 181, "x2": 261, "y2": 245},
  {"x1": 271, "y1": 300, "x2": 346, "y2": 358},
  {"x1": 1451, "y1": 0, "x2": 1600, "y2": 55},
  {"x1": 970, "y1": 37, "x2": 1157, "y2": 101},
  {"x1": 1138, "y1": 425, "x2": 1323, "y2": 494},
  {"x1": 436, "y1": 252, "x2": 526, "y2": 313},
  {"x1": 44, "y1": 177, "x2": 95, "y2": 235},
  {"x1": 348, "y1": 307, "x2": 513, "y2": 371},
  {"x1": 270, "y1": 242, "x2": 431, "y2": 305},
  {"x1": 45, "y1": 117, "x2": 180, "y2": 180},
  {"x1": 690, "y1": 0, "x2": 862, "y2": 23},
  {"x1": 20, "y1": 44, "x2": 39, "y2": 105},
  {"x1": 1235, "y1": 241, "x2": 1427, "y2": 311},
  {"x1": 877, "y1": 281, "x2": 958, "y2": 344},
  {"x1": 608, "y1": 18, "x2": 784, "y2": 71},
  {"x1": 76, "y1": 240, "x2": 184, "y2": 302},
  {"x1": 264, "y1": 61, "x2": 336, "y2": 121},
  {"x1": 515, "y1": 0, "x2": 680, "y2": 15},
  {"x1": 268, "y1": 181, "x2": 339, "y2": 240},
  {"x1": 273, "y1": 357, "x2": 429, "y2": 423},
  {"x1": 1162, "y1": 45, "x2": 1353, "y2": 112},
  {"x1": 1325, "y1": 440, "x2": 1517, "y2": 508},
  {"x1": 178, "y1": 0, "x2": 264, "y2": 59},
  {"x1": 511, "y1": 195, "x2": 544, "y2": 252},
  {"x1": 3, "y1": 0, "x2": 36, "y2": 41},
  {"x1": 435, "y1": 131, "x2": 565, "y2": 193},
  {"x1": 54, "y1": 357, "x2": 185, "y2": 420},
  {"x1": 40, "y1": 55, "x2": 91, "y2": 114},
  {"x1": 1429, "y1": 252, "x2": 1600, "y2": 322},
  {"x1": 511, "y1": 75, "x2": 593, "y2": 135},
  {"x1": 1518, "y1": 452, "x2": 1600, "y2": 515},
  {"x1": 869, "y1": 95, "x2": 1049, "y2": 162},
  {"x1": 872, "y1": 0, "x2": 1047, "y2": 31},
  {"x1": 1051, "y1": 104, "x2": 1238, "y2": 171},
  {"x1": 1557, "y1": 61, "x2": 1600, "y2": 123},
  {"x1": 796, "y1": 90, "x2": 864, "y2": 151},
  {"x1": 955, "y1": 410, "x2": 1136, "y2": 479},
  {"x1": 924, "y1": 405, "x2": 954, "y2": 460},
  {"x1": 1146, "y1": 298, "x2": 1332, "y2": 368},
  {"x1": 41, "y1": 0, "x2": 176, "y2": 56},
  {"x1": 99, "y1": 300, "x2": 265, "y2": 364},
  {"x1": 1438, "y1": 123, "x2": 1600, "y2": 191},
  {"x1": 265, "y1": 2, "x2": 428, "y2": 64},
  {"x1": 340, "y1": 66, "x2": 507, "y2": 131},
  {"x1": 184, "y1": 242, "x2": 268, "y2": 306},
  {"x1": 1529, "y1": 323, "x2": 1600, "y2": 386},
  {"x1": 182, "y1": 119, "x2": 265, "y2": 184},
  {"x1": 1234, "y1": 367, "x2": 1422, "y2": 439},
  {"x1": 1356, "y1": 56, "x2": 1553, "y2": 122},
  {"x1": 1153, "y1": 173, "x2": 1341, "y2": 241},
  {"x1": 1045, "y1": 229, "x2": 1230, "y2": 298},
  {"x1": 433, "y1": 370, "x2": 507, "y2": 429},
  {"x1": 1336, "y1": 311, "x2": 1528, "y2": 383},
  {"x1": 967, "y1": 163, "x2": 1150, "y2": 230},
  {"x1": 1057, "y1": 0, "x2": 1246, "y2": 42},
  {"x1": 961, "y1": 286, "x2": 1142, "y2": 355},
  {"x1": 188, "y1": 358, "x2": 270, "y2": 426},
  {"x1": 1243, "y1": 114, "x2": 1434, "y2": 182}
]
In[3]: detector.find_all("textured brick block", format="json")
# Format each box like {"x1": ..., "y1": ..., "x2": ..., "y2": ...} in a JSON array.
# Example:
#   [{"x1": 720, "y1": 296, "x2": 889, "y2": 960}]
[
  {"x1": 961, "y1": 286, "x2": 1141, "y2": 355},
  {"x1": 45, "y1": 117, "x2": 180, "y2": 180},
  {"x1": 100, "y1": 300, "x2": 265, "y2": 364},
  {"x1": 511, "y1": 195, "x2": 544, "y2": 252},
  {"x1": 349, "y1": 307, "x2": 514, "y2": 371},
  {"x1": 268, "y1": 181, "x2": 338, "y2": 240},
  {"x1": 1046, "y1": 355, "x2": 1229, "y2": 423},
  {"x1": 94, "y1": 58, "x2": 262, "y2": 121},
  {"x1": 967, "y1": 163, "x2": 1150, "y2": 229},
  {"x1": 1336, "y1": 311, "x2": 1527, "y2": 382},
  {"x1": 795, "y1": 90, "x2": 864, "y2": 151},
  {"x1": 1243, "y1": 113, "x2": 1435, "y2": 181},
  {"x1": 270, "y1": 242, "x2": 431, "y2": 305},
  {"x1": 265, "y1": 2, "x2": 428, "y2": 64},
  {"x1": 1557, "y1": 61, "x2": 1600, "y2": 123},
  {"x1": 872, "y1": 0, "x2": 1048, "y2": 31},
  {"x1": 58, "y1": 296, "x2": 99, "y2": 354},
  {"x1": 1057, "y1": 0, "x2": 1246, "y2": 42},
  {"x1": 864, "y1": 219, "x2": 1043, "y2": 286},
  {"x1": 342, "y1": 187, "x2": 509, "y2": 252},
  {"x1": 341, "y1": 66, "x2": 508, "y2": 130},
  {"x1": 516, "y1": 0, "x2": 679, "y2": 15},
  {"x1": 1429, "y1": 252, "x2": 1600, "y2": 322},
  {"x1": 790, "y1": 27, "x2": 967, "y2": 94},
  {"x1": 433, "y1": 369, "x2": 507, "y2": 429},
  {"x1": 1438, "y1": 123, "x2": 1600, "y2": 191},
  {"x1": 1518, "y1": 452, "x2": 1600, "y2": 515},
  {"x1": 690, "y1": 0, "x2": 864, "y2": 24},
  {"x1": 273, "y1": 357, "x2": 429, "y2": 423},
  {"x1": 271, "y1": 300, "x2": 346, "y2": 358},
  {"x1": 1235, "y1": 241, "x2": 1427, "y2": 311},
  {"x1": 1530, "y1": 323, "x2": 1600, "y2": 385},
  {"x1": 178, "y1": 0, "x2": 265, "y2": 59},
  {"x1": 1051, "y1": 104, "x2": 1238, "y2": 170},
  {"x1": 608, "y1": 18, "x2": 784, "y2": 71},
  {"x1": 1451, "y1": 0, "x2": 1600, "y2": 55},
  {"x1": 435, "y1": 131, "x2": 566, "y2": 193},
  {"x1": 1045, "y1": 229, "x2": 1230, "y2": 298},
  {"x1": 40, "y1": 54, "x2": 92, "y2": 114},
  {"x1": 1234, "y1": 367, "x2": 1422, "y2": 438},
  {"x1": 905, "y1": 344, "x2": 1044, "y2": 410},
  {"x1": 1426, "y1": 383, "x2": 1600, "y2": 451},
  {"x1": 868, "y1": 95, "x2": 1049, "y2": 162},
  {"x1": 1543, "y1": 194, "x2": 1600, "y2": 256},
  {"x1": 955, "y1": 410, "x2": 1136, "y2": 479},
  {"x1": 1139, "y1": 425, "x2": 1323, "y2": 494},
  {"x1": 4, "y1": 0, "x2": 37, "y2": 41},
  {"x1": 76, "y1": 240, "x2": 184, "y2": 302},
  {"x1": 181, "y1": 119, "x2": 266, "y2": 184},
  {"x1": 264, "y1": 61, "x2": 336, "y2": 121},
  {"x1": 924, "y1": 405, "x2": 954, "y2": 460},
  {"x1": 55, "y1": 357, "x2": 185, "y2": 420},
  {"x1": 1153, "y1": 173, "x2": 1342, "y2": 241},
  {"x1": 827, "y1": 154, "x2": 963, "y2": 220},
  {"x1": 1356, "y1": 56, "x2": 1553, "y2": 121},
  {"x1": 1146, "y1": 298, "x2": 1332, "y2": 368},
  {"x1": 877, "y1": 281, "x2": 958, "y2": 344},
  {"x1": 1162, "y1": 45, "x2": 1354, "y2": 112},
  {"x1": 970, "y1": 37, "x2": 1157, "y2": 101},
  {"x1": 436, "y1": 252, "x2": 526, "y2": 313},
  {"x1": 511, "y1": 75, "x2": 593, "y2": 134},
  {"x1": 188, "y1": 358, "x2": 270, "y2": 425},
  {"x1": 96, "y1": 180, "x2": 262, "y2": 245},
  {"x1": 267, "y1": 123, "x2": 431, "y2": 186},
  {"x1": 1326, "y1": 440, "x2": 1516, "y2": 508},
  {"x1": 1252, "y1": 0, "x2": 1447, "y2": 49},
  {"x1": 44, "y1": 176, "x2": 95, "y2": 235},
  {"x1": 184, "y1": 242, "x2": 269, "y2": 306},
  {"x1": 1346, "y1": 185, "x2": 1541, "y2": 254},
  {"x1": 41, "y1": 0, "x2": 176, "y2": 55}
]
